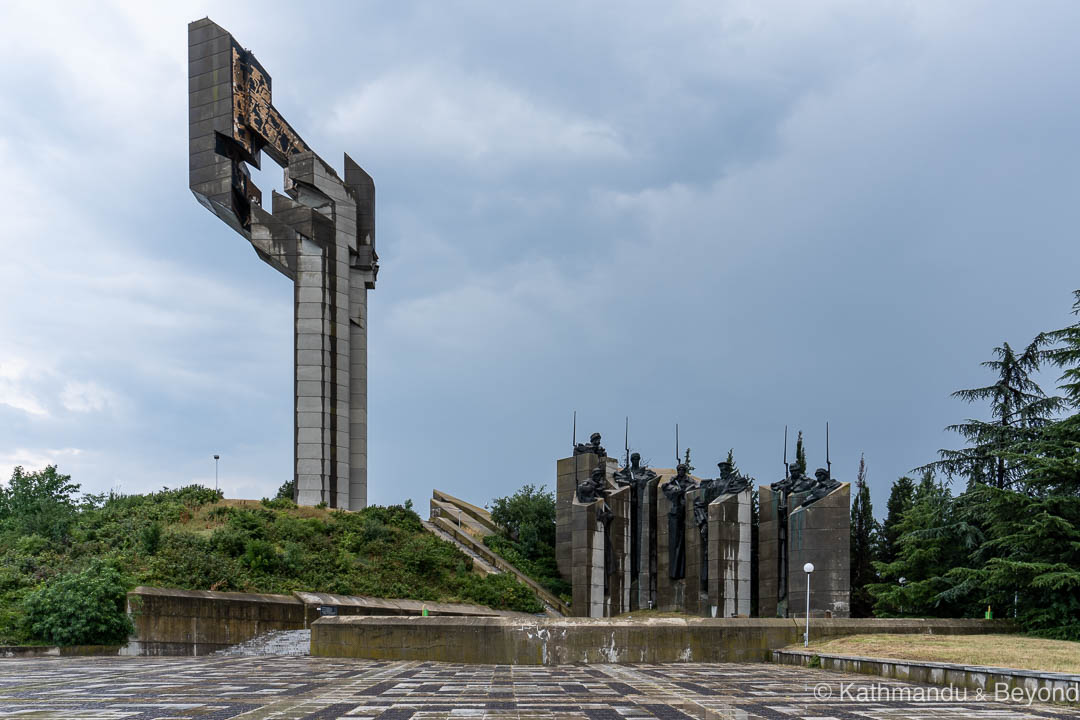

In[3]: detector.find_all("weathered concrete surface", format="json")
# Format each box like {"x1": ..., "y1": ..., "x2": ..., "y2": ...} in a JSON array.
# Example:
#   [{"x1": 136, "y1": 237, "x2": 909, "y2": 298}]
[
  {"x1": 788, "y1": 483, "x2": 851, "y2": 618},
  {"x1": 556, "y1": 453, "x2": 607, "y2": 583},
  {"x1": 127, "y1": 586, "x2": 306, "y2": 656},
  {"x1": 571, "y1": 497, "x2": 604, "y2": 617},
  {"x1": 775, "y1": 648, "x2": 1080, "y2": 705},
  {"x1": 708, "y1": 488, "x2": 752, "y2": 618},
  {"x1": 188, "y1": 19, "x2": 377, "y2": 510},
  {"x1": 310, "y1": 615, "x2": 1010, "y2": 665},
  {"x1": 126, "y1": 586, "x2": 529, "y2": 656},
  {"x1": 0, "y1": 645, "x2": 125, "y2": 658},
  {"x1": 635, "y1": 476, "x2": 658, "y2": 610},
  {"x1": 758, "y1": 485, "x2": 781, "y2": 617}
]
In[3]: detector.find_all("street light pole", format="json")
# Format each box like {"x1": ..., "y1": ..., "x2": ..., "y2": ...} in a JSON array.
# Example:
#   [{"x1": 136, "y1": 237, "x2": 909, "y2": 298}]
[
  {"x1": 214, "y1": 454, "x2": 220, "y2": 494},
  {"x1": 803, "y1": 562, "x2": 815, "y2": 647}
]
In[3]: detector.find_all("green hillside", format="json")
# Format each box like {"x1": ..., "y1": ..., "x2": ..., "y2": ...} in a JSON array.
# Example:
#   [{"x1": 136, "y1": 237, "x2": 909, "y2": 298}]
[{"x1": 0, "y1": 466, "x2": 542, "y2": 646}]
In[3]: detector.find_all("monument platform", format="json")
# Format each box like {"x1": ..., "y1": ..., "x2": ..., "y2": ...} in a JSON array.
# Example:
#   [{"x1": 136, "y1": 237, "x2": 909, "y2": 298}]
[{"x1": 310, "y1": 615, "x2": 1008, "y2": 665}]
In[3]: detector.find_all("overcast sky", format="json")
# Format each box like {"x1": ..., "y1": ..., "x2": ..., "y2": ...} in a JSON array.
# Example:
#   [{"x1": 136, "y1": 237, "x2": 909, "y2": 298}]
[{"x1": 2, "y1": 1, "x2": 1078, "y2": 514}]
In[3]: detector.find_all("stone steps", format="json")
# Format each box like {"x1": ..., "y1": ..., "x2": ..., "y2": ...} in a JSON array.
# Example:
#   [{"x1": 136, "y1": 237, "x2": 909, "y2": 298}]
[
  {"x1": 425, "y1": 490, "x2": 571, "y2": 617},
  {"x1": 420, "y1": 520, "x2": 500, "y2": 575}
]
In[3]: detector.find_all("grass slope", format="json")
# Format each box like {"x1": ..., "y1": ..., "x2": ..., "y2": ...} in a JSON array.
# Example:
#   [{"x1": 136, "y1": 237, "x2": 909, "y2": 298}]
[
  {"x1": 801, "y1": 633, "x2": 1080, "y2": 674},
  {"x1": 0, "y1": 486, "x2": 542, "y2": 645}
]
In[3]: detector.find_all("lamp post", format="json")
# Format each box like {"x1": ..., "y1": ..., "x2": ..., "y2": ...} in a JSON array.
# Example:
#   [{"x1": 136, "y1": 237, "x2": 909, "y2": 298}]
[
  {"x1": 803, "y1": 562, "x2": 815, "y2": 647},
  {"x1": 213, "y1": 454, "x2": 220, "y2": 494},
  {"x1": 898, "y1": 576, "x2": 906, "y2": 615}
]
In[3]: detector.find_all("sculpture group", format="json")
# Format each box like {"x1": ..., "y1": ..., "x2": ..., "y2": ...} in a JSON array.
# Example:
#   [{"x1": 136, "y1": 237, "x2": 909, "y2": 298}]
[{"x1": 557, "y1": 432, "x2": 850, "y2": 618}]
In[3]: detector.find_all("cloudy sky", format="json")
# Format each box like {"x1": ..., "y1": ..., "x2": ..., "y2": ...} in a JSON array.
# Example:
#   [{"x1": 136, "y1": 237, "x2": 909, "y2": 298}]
[{"x1": 2, "y1": 1, "x2": 1078, "y2": 513}]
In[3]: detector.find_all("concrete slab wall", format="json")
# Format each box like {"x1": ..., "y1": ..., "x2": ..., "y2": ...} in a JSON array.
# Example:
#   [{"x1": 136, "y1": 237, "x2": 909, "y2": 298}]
[
  {"x1": 788, "y1": 483, "x2": 851, "y2": 618},
  {"x1": 126, "y1": 586, "x2": 306, "y2": 656},
  {"x1": 311, "y1": 616, "x2": 1012, "y2": 665},
  {"x1": 758, "y1": 485, "x2": 780, "y2": 618},
  {"x1": 125, "y1": 586, "x2": 526, "y2": 656},
  {"x1": 708, "y1": 489, "x2": 752, "y2": 618},
  {"x1": 556, "y1": 454, "x2": 599, "y2": 583}
]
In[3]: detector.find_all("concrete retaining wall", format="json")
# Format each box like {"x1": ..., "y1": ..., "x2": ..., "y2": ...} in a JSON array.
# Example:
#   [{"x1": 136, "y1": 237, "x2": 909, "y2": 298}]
[
  {"x1": 775, "y1": 649, "x2": 1080, "y2": 705},
  {"x1": 1, "y1": 644, "x2": 125, "y2": 658},
  {"x1": 310, "y1": 615, "x2": 1009, "y2": 665},
  {"x1": 126, "y1": 586, "x2": 527, "y2": 656},
  {"x1": 126, "y1": 587, "x2": 307, "y2": 656}
]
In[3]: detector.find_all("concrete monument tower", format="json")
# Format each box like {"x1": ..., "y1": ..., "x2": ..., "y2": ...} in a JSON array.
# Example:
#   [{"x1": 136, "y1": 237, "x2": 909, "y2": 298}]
[{"x1": 187, "y1": 19, "x2": 377, "y2": 509}]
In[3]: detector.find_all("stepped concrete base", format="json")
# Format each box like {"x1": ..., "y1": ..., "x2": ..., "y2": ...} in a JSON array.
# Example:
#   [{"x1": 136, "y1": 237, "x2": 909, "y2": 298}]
[{"x1": 310, "y1": 615, "x2": 1010, "y2": 665}]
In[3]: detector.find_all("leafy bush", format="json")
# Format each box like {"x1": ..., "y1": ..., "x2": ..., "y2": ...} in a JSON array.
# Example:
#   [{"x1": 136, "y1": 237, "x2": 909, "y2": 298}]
[
  {"x1": 24, "y1": 560, "x2": 133, "y2": 646},
  {"x1": 485, "y1": 484, "x2": 569, "y2": 602},
  {"x1": 140, "y1": 522, "x2": 162, "y2": 556},
  {"x1": 242, "y1": 539, "x2": 279, "y2": 573},
  {"x1": 0, "y1": 466, "x2": 80, "y2": 541},
  {"x1": 489, "y1": 484, "x2": 555, "y2": 552}
]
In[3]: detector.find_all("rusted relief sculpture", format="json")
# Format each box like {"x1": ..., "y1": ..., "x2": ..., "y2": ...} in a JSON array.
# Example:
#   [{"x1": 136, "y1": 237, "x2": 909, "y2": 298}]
[
  {"x1": 662, "y1": 463, "x2": 695, "y2": 579},
  {"x1": 188, "y1": 19, "x2": 377, "y2": 509}
]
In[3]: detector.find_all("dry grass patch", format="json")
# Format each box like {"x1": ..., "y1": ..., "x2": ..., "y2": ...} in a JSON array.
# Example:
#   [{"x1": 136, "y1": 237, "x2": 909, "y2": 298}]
[{"x1": 799, "y1": 633, "x2": 1080, "y2": 674}]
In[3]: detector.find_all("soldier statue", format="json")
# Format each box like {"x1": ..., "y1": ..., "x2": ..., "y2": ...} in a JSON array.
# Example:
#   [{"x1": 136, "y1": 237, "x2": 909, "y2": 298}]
[
  {"x1": 574, "y1": 432, "x2": 606, "y2": 457},
  {"x1": 614, "y1": 452, "x2": 658, "y2": 578},
  {"x1": 662, "y1": 463, "x2": 695, "y2": 580},
  {"x1": 799, "y1": 467, "x2": 841, "y2": 508},
  {"x1": 576, "y1": 465, "x2": 608, "y2": 504},
  {"x1": 693, "y1": 460, "x2": 752, "y2": 591}
]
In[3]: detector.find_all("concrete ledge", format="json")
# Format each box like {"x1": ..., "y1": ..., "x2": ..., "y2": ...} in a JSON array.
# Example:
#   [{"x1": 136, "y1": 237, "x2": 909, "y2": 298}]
[
  {"x1": 775, "y1": 649, "x2": 1080, "y2": 705},
  {"x1": 0, "y1": 645, "x2": 125, "y2": 658},
  {"x1": 310, "y1": 615, "x2": 1010, "y2": 665}
]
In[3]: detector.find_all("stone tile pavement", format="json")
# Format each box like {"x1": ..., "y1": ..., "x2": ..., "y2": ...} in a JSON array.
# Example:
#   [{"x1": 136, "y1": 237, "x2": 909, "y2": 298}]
[{"x1": 0, "y1": 656, "x2": 1076, "y2": 719}]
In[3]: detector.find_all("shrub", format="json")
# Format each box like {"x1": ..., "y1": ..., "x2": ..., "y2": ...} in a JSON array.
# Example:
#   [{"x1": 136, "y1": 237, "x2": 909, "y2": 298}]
[
  {"x1": 0, "y1": 466, "x2": 81, "y2": 541},
  {"x1": 24, "y1": 560, "x2": 132, "y2": 646},
  {"x1": 455, "y1": 572, "x2": 543, "y2": 614},
  {"x1": 242, "y1": 539, "x2": 279, "y2": 573},
  {"x1": 140, "y1": 522, "x2": 162, "y2": 556},
  {"x1": 262, "y1": 496, "x2": 296, "y2": 510}
]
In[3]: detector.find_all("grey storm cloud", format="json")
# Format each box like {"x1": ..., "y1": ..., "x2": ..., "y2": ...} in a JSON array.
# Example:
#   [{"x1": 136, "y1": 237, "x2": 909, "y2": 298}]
[{"x1": 1, "y1": 0, "x2": 1079, "y2": 511}]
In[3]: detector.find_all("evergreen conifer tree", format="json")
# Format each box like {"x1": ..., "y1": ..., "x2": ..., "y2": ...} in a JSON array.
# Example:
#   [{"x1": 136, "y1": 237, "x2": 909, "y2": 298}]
[
  {"x1": 880, "y1": 476, "x2": 915, "y2": 565},
  {"x1": 869, "y1": 472, "x2": 978, "y2": 617},
  {"x1": 926, "y1": 337, "x2": 1064, "y2": 489},
  {"x1": 849, "y1": 454, "x2": 879, "y2": 617},
  {"x1": 792, "y1": 431, "x2": 807, "y2": 476},
  {"x1": 1046, "y1": 289, "x2": 1080, "y2": 407}
]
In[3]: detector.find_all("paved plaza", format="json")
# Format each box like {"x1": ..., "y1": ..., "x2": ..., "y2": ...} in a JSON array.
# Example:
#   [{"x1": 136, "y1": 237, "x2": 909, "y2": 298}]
[{"x1": 0, "y1": 656, "x2": 1076, "y2": 720}]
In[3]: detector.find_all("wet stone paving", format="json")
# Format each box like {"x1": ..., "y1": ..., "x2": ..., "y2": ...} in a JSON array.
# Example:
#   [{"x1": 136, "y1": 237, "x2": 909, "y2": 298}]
[{"x1": 0, "y1": 656, "x2": 1077, "y2": 720}]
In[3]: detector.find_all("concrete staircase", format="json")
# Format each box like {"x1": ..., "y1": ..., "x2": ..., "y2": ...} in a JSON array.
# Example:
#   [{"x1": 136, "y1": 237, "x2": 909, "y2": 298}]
[{"x1": 427, "y1": 489, "x2": 571, "y2": 617}]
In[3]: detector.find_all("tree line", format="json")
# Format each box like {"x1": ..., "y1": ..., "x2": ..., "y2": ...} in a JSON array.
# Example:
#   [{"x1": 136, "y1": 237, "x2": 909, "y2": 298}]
[{"x1": 847, "y1": 290, "x2": 1080, "y2": 639}]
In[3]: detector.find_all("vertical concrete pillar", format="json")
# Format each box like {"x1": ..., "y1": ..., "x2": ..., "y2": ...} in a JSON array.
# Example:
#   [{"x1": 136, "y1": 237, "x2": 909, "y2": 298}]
[
  {"x1": 758, "y1": 485, "x2": 780, "y2": 618},
  {"x1": 571, "y1": 498, "x2": 605, "y2": 618},
  {"x1": 607, "y1": 485, "x2": 631, "y2": 615},
  {"x1": 635, "y1": 477, "x2": 658, "y2": 610},
  {"x1": 787, "y1": 483, "x2": 851, "y2": 618},
  {"x1": 187, "y1": 20, "x2": 377, "y2": 510},
  {"x1": 556, "y1": 453, "x2": 600, "y2": 584},
  {"x1": 683, "y1": 487, "x2": 703, "y2": 616},
  {"x1": 708, "y1": 488, "x2": 752, "y2": 618}
]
